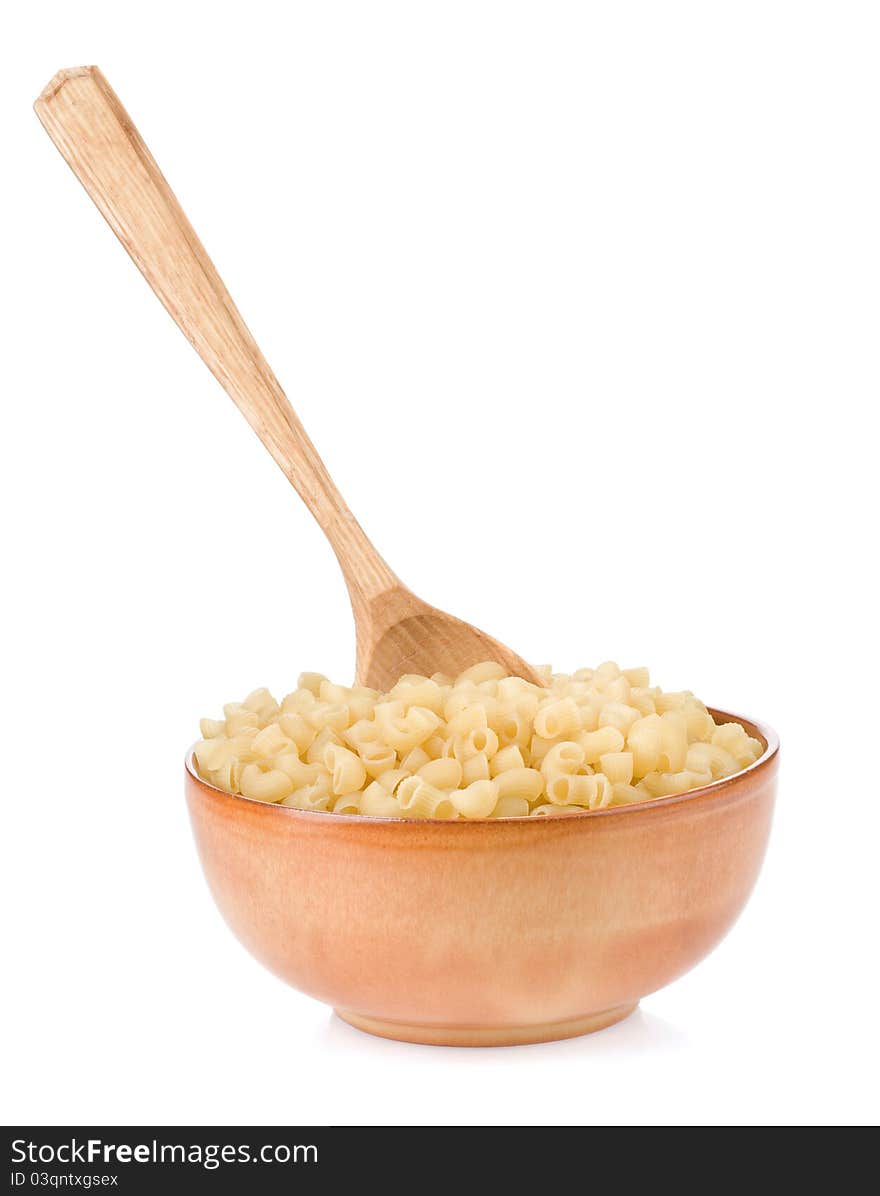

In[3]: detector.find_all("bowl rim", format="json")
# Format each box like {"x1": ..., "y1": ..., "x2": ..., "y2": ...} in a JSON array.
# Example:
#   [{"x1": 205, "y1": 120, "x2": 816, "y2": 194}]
[{"x1": 185, "y1": 706, "x2": 779, "y2": 826}]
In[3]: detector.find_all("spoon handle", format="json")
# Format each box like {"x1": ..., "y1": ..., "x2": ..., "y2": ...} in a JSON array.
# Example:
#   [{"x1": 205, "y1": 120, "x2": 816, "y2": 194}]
[{"x1": 35, "y1": 66, "x2": 398, "y2": 604}]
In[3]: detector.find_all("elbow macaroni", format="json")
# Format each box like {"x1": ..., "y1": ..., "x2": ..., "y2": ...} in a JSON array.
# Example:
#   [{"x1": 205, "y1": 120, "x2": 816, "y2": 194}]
[{"x1": 193, "y1": 663, "x2": 763, "y2": 819}]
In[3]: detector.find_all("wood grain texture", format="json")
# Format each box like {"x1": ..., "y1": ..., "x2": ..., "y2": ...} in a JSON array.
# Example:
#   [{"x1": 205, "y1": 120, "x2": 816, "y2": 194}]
[{"x1": 35, "y1": 66, "x2": 540, "y2": 689}]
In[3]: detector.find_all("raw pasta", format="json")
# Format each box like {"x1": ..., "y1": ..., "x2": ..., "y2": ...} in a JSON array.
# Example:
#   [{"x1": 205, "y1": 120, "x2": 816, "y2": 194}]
[{"x1": 193, "y1": 663, "x2": 763, "y2": 818}]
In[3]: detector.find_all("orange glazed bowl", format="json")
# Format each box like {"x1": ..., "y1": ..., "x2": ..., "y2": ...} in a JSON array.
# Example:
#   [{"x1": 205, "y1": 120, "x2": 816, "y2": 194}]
[{"x1": 185, "y1": 709, "x2": 778, "y2": 1047}]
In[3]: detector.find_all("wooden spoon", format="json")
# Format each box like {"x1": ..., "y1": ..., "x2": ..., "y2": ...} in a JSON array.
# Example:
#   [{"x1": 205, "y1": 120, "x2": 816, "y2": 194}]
[{"x1": 35, "y1": 66, "x2": 539, "y2": 690}]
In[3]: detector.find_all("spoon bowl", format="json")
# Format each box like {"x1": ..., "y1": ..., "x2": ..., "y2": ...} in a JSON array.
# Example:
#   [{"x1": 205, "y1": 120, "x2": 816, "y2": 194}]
[{"x1": 357, "y1": 590, "x2": 537, "y2": 689}]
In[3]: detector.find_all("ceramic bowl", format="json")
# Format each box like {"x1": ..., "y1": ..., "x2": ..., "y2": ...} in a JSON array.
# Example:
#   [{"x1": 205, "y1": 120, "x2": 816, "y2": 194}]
[{"x1": 185, "y1": 708, "x2": 778, "y2": 1046}]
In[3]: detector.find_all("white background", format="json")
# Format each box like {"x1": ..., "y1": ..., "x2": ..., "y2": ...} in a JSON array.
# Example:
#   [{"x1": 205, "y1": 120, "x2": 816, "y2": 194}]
[{"x1": 2, "y1": 1, "x2": 878, "y2": 1127}]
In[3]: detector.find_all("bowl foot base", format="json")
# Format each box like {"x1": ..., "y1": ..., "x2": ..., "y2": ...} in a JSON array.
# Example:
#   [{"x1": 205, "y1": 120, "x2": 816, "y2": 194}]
[{"x1": 334, "y1": 1002, "x2": 638, "y2": 1047}]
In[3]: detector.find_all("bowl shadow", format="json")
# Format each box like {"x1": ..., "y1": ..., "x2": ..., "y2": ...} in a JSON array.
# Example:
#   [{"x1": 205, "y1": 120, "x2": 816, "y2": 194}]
[{"x1": 320, "y1": 1003, "x2": 689, "y2": 1059}]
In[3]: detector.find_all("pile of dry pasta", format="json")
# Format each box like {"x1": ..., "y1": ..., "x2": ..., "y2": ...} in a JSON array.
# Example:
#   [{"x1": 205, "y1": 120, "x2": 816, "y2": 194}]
[{"x1": 193, "y1": 662, "x2": 763, "y2": 818}]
